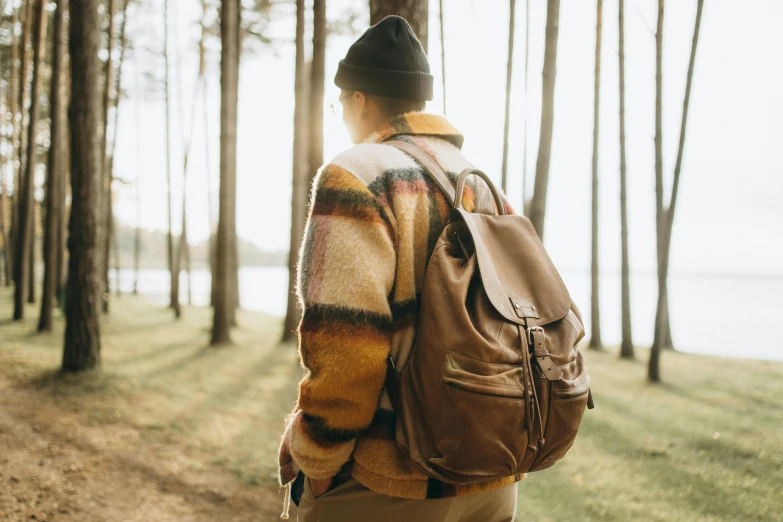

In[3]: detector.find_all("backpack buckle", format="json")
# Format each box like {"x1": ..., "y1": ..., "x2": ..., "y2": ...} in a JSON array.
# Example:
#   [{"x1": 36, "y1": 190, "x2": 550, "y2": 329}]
[{"x1": 527, "y1": 326, "x2": 563, "y2": 381}]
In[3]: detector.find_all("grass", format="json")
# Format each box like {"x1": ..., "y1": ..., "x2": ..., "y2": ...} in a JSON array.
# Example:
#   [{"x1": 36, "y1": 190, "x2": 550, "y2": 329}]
[{"x1": 1, "y1": 288, "x2": 781, "y2": 521}]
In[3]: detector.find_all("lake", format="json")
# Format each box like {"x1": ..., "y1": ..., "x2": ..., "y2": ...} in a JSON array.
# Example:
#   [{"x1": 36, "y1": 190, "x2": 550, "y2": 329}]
[{"x1": 111, "y1": 267, "x2": 782, "y2": 362}]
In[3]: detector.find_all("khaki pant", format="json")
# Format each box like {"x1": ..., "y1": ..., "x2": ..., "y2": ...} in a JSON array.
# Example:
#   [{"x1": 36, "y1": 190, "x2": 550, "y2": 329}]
[{"x1": 297, "y1": 477, "x2": 518, "y2": 522}]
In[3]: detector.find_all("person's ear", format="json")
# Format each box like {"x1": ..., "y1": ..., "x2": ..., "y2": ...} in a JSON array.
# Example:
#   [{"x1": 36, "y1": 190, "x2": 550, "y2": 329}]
[{"x1": 353, "y1": 91, "x2": 367, "y2": 120}]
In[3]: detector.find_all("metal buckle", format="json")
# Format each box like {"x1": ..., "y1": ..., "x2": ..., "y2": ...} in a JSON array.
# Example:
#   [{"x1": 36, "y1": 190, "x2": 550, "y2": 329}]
[{"x1": 527, "y1": 326, "x2": 545, "y2": 348}]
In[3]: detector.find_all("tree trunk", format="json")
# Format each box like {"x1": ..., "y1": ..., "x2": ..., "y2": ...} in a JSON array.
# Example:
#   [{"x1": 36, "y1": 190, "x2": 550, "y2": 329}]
[
  {"x1": 589, "y1": 0, "x2": 602, "y2": 350},
  {"x1": 39, "y1": 0, "x2": 66, "y2": 332},
  {"x1": 3, "y1": 2, "x2": 21, "y2": 287},
  {"x1": 500, "y1": 0, "x2": 516, "y2": 194},
  {"x1": 521, "y1": 0, "x2": 530, "y2": 214},
  {"x1": 309, "y1": 0, "x2": 326, "y2": 189},
  {"x1": 163, "y1": 0, "x2": 180, "y2": 318},
  {"x1": 282, "y1": 0, "x2": 308, "y2": 344},
  {"x1": 100, "y1": 0, "x2": 116, "y2": 314},
  {"x1": 11, "y1": 0, "x2": 33, "y2": 285},
  {"x1": 649, "y1": 0, "x2": 665, "y2": 383},
  {"x1": 211, "y1": 0, "x2": 240, "y2": 345},
  {"x1": 56, "y1": 62, "x2": 71, "y2": 305},
  {"x1": 63, "y1": 0, "x2": 103, "y2": 372},
  {"x1": 650, "y1": 0, "x2": 703, "y2": 381},
  {"x1": 27, "y1": 201, "x2": 35, "y2": 304},
  {"x1": 439, "y1": 0, "x2": 446, "y2": 114},
  {"x1": 618, "y1": 0, "x2": 634, "y2": 359},
  {"x1": 527, "y1": 0, "x2": 560, "y2": 239},
  {"x1": 369, "y1": 0, "x2": 428, "y2": 51},
  {"x1": 106, "y1": 0, "x2": 130, "y2": 301},
  {"x1": 13, "y1": 0, "x2": 47, "y2": 320}
]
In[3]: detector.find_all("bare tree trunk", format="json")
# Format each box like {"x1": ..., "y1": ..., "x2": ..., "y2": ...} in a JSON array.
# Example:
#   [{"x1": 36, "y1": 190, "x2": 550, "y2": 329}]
[
  {"x1": 63, "y1": 0, "x2": 103, "y2": 372},
  {"x1": 500, "y1": 0, "x2": 516, "y2": 194},
  {"x1": 369, "y1": 0, "x2": 428, "y2": 51},
  {"x1": 521, "y1": 0, "x2": 529, "y2": 214},
  {"x1": 163, "y1": 0, "x2": 180, "y2": 318},
  {"x1": 589, "y1": 0, "x2": 602, "y2": 350},
  {"x1": 56, "y1": 62, "x2": 71, "y2": 305},
  {"x1": 282, "y1": 0, "x2": 308, "y2": 344},
  {"x1": 13, "y1": 0, "x2": 46, "y2": 320},
  {"x1": 211, "y1": 0, "x2": 240, "y2": 345},
  {"x1": 309, "y1": 0, "x2": 325, "y2": 189},
  {"x1": 528, "y1": 0, "x2": 560, "y2": 239},
  {"x1": 27, "y1": 201, "x2": 35, "y2": 304},
  {"x1": 11, "y1": 0, "x2": 33, "y2": 285},
  {"x1": 105, "y1": 0, "x2": 130, "y2": 300},
  {"x1": 650, "y1": 0, "x2": 703, "y2": 382},
  {"x1": 100, "y1": 0, "x2": 115, "y2": 314},
  {"x1": 39, "y1": 0, "x2": 66, "y2": 332},
  {"x1": 439, "y1": 0, "x2": 446, "y2": 114},
  {"x1": 618, "y1": 0, "x2": 634, "y2": 359},
  {"x1": 3, "y1": 2, "x2": 21, "y2": 287}
]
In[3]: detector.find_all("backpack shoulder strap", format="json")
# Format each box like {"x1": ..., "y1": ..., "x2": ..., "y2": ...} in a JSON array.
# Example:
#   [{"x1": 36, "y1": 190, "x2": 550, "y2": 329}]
[{"x1": 387, "y1": 140, "x2": 457, "y2": 205}]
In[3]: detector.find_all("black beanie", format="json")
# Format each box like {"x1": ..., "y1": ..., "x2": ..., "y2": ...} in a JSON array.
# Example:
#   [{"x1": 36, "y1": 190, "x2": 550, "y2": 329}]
[{"x1": 334, "y1": 15, "x2": 434, "y2": 102}]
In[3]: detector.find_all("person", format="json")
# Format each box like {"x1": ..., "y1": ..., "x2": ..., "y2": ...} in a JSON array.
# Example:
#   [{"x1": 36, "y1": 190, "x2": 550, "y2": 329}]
[{"x1": 278, "y1": 15, "x2": 519, "y2": 522}]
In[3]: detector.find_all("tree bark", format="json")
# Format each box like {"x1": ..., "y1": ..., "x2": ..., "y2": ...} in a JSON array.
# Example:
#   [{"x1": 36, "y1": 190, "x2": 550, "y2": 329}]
[
  {"x1": 501, "y1": 0, "x2": 516, "y2": 194},
  {"x1": 3, "y1": 2, "x2": 21, "y2": 287},
  {"x1": 11, "y1": 0, "x2": 33, "y2": 285},
  {"x1": 211, "y1": 0, "x2": 240, "y2": 345},
  {"x1": 309, "y1": 0, "x2": 325, "y2": 188},
  {"x1": 650, "y1": 0, "x2": 704, "y2": 382},
  {"x1": 521, "y1": 0, "x2": 530, "y2": 214},
  {"x1": 63, "y1": 0, "x2": 103, "y2": 372},
  {"x1": 56, "y1": 62, "x2": 71, "y2": 305},
  {"x1": 527, "y1": 0, "x2": 560, "y2": 239},
  {"x1": 106, "y1": 0, "x2": 130, "y2": 301},
  {"x1": 649, "y1": 0, "x2": 665, "y2": 383},
  {"x1": 589, "y1": 0, "x2": 602, "y2": 350},
  {"x1": 163, "y1": 0, "x2": 180, "y2": 318},
  {"x1": 369, "y1": 0, "x2": 428, "y2": 51},
  {"x1": 100, "y1": 0, "x2": 116, "y2": 314},
  {"x1": 439, "y1": 0, "x2": 446, "y2": 114},
  {"x1": 282, "y1": 0, "x2": 309, "y2": 344},
  {"x1": 13, "y1": 0, "x2": 47, "y2": 320},
  {"x1": 39, "y1": 0, "x2": 67, "y2": 332},
  {"x1": 618, "y1": 0, "x2": 634, "y2": 359}
]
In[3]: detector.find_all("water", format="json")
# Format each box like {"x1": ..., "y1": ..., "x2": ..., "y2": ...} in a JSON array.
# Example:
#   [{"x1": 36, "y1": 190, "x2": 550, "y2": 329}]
[{"x1": 111, "y1": 267, "x2": 783, "y2": 361}]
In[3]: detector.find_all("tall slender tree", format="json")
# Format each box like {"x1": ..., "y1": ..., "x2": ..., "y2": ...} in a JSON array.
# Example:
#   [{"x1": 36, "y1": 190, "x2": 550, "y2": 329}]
[
  {"x1": 527, "y1": 0, "x2": 560, "y2": 239},
  {"x1": 369, "y1": 0, "x2": 428, "y2": 51},
  {"x1": 13, "y1": 0, "x2": 47, "y2": 320},
  {"x1": 589, "y1": 0, "x2": 603, "y2": 350},
  {"x1": 309, "y1": 0, "x2": 326, "y2": 191},
  {"x1": 618, "y1": 0, "x2": 634, "y2": 359},
  {"x1": 3, "y1": 2, "x2": 21, "y2": 287},
  {"x1": 11, "y1": 0, "x2": 33, "y2": 282},
  {"x1": 501, "y1": 0, "x2": 516, "y2": 194},
  {"x1": 521, "y1": 0, "x2": 530, "y2": 214},
  {"x1": 163, "y1": 0, "x2": 180, "y2": 318},
  {"x1": 105, "y1": 0, "x2": 130, "y2": 300},
  {"x1": 63, "y1": 0, "x2": 103, "y2": 372},
  {"x1": 100, "y1": 0, "x2": 116, "y2": 313},
  {"x1": 211, "y1": 0, "x2": 241, "y2": 345},
  {"x1": 650, "y1": 0, "x2": 704, "y2": 382},
  {"x1": 39, "y1": 0, "x2": 67, "y2": 332},
  {"x1": 282, "y1": 0, "x2": 309, "y2": 344},
  {"x1": 439, "y1": 0, "x2": 446, "y2": 114}
]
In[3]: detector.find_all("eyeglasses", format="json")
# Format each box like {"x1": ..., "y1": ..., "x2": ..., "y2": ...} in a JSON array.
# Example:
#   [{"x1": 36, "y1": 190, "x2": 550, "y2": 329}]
[{"x1": 330, "y1": 93, "x2": 352, "y2": 116}]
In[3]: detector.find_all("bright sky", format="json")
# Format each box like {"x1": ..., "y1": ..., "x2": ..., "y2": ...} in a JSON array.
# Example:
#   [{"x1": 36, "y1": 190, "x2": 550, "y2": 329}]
[{"x1": 112, "y1": 0, "x2": 783, "y2": 276}]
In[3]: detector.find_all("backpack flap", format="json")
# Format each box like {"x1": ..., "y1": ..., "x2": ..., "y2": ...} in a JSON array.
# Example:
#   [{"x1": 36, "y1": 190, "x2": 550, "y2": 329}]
[{"x1": 454, "y1": 208, "x2": 571, "y2": 329}]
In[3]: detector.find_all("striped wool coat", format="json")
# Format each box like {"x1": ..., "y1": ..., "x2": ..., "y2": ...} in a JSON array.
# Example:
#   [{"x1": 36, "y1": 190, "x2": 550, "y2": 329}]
[{"x1": 278, "y1": 112, "x2": 521, "y2": 501}]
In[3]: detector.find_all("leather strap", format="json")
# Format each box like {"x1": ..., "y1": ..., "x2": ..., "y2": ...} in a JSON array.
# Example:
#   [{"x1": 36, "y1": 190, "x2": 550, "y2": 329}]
[
  {"x1": 388, "y1": 140, "x2": 457, "y2": 205},
  {"x1": 528, "y1": 327, "x2": 563, "y2": 381}
]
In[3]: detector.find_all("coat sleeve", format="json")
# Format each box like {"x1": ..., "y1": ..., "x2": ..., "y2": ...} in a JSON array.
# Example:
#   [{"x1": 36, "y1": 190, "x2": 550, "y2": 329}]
[{"x1": 279, "y1": 163, "x2": 396, "y2": 481}]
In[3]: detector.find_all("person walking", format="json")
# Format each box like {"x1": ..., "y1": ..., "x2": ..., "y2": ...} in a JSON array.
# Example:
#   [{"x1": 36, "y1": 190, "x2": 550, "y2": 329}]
[{"x1": 278, "y1": 15, "x2": 519, "y2": 522}]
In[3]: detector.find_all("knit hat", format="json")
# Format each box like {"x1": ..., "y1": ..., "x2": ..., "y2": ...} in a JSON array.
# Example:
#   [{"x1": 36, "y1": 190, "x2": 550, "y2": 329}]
[{"x1": 334, "y1": 15, "x2": 434, "y2": 102}]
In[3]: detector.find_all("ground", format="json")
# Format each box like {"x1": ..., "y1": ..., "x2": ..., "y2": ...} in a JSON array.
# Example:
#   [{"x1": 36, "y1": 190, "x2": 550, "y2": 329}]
[{"x1": 0, "y1": 290, "x2": 781, "y2": 521}]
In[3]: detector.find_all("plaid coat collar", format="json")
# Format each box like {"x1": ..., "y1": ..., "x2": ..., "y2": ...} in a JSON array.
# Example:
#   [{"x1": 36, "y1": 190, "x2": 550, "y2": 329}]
[{"x1": 363, "y1": 112, "x2": 464, "y2": 149}]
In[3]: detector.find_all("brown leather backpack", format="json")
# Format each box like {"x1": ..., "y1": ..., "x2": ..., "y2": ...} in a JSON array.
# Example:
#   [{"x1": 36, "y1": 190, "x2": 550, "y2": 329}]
[{"x1": 386, "y1": 140, "x2": 594, "y2": 485}]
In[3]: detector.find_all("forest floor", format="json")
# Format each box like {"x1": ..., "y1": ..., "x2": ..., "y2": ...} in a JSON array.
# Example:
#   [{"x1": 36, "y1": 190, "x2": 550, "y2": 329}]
[{"x1": 1, "y1": 289, "x2": 782, "y2": 521}]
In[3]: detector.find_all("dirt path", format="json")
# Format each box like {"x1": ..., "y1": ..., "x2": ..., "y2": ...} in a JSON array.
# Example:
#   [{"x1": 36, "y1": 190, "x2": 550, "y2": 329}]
[{"x1": 0, "y1": 377, "x2": 289, "y2": 522}]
